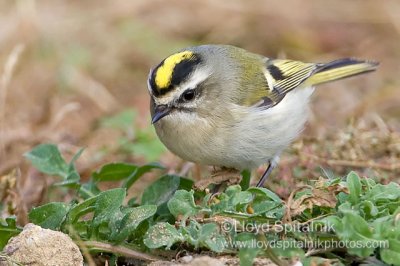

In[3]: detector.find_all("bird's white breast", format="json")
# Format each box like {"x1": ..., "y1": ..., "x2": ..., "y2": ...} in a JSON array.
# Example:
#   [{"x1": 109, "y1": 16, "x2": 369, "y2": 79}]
[
  {"x1": 154, "y1": 87, "x2": 314, "y2": 170},
  {"x1": 226, "y1": 87, "x2": 314, "y2": 169}
]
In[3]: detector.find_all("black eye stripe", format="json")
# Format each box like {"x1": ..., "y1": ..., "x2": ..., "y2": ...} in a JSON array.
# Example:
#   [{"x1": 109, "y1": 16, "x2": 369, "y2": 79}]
[{"x1": 170, "y1": 56, "x2": 202, "y2": 88}]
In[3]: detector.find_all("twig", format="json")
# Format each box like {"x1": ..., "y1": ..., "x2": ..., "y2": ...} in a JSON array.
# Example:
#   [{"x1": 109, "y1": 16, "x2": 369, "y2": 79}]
[
  {"x1": 296, "y1": 214, "x2": 332, "y2": 226},
  {"x1": 305, "y1": 247, "x2": 340, "y2": 257},
  {"x1": 84, "y1": 241, "x2": 161, "y2": 261},
  {"x1": 302, "y1": 152, "x2": 400, "y2": 171}
]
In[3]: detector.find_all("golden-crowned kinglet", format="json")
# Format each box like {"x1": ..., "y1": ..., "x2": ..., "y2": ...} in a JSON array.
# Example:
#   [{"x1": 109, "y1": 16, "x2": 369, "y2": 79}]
[{"x1": 147, "y1": 45, "x2": 378, "y2": 187}]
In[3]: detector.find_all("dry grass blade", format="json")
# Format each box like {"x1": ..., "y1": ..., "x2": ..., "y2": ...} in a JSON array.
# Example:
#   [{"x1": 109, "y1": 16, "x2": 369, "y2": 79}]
[
  {"x1": 0, "y1": 44, "x2": 25, "y2": 157},
  {"x1": 64, "y1": 66, "x2": 119, "y2": 113},
  {"x1": 384, "y1": 1, "x2": 400, "y2": 36},
  {"x1": 48, "y1": 102, "x2": 82, "y2": 130}
]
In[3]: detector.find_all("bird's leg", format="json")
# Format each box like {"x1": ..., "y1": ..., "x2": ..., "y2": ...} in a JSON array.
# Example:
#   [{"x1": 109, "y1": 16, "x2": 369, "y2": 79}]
[
  {"x1": 194, "y1": 168, "x2": 241, "y2": 191},
  {"x1": 256, "y1": 162, "x2": 274, "y2": 187},
  {"x1": 256, "y1": 156, "x2": 279, "y2": 187}
]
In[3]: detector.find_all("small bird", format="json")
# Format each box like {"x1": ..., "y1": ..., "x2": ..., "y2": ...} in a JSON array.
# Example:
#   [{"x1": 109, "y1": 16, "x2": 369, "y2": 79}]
[{"x1": 147, "y1": 45, "x2": 378, "y2": 188}]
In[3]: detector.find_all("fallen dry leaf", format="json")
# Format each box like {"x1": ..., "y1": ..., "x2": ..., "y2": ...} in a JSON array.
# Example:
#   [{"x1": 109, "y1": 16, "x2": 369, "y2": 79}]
[
  {"x1": 288, "y1": 185, "x2": 338, "y2": 218},
  {"x1": 287, "y1": 176, "x2": 353, "y2": 218}
]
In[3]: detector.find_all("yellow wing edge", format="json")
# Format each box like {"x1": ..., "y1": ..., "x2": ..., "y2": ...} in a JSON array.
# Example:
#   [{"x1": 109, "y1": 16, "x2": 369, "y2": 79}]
[{"x1": 305, "y1": 58, "x2": 379, "y2": 86}]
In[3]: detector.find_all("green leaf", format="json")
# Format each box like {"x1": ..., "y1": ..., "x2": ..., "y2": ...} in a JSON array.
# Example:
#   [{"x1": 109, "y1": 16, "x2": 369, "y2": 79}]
[
  {"x1": 141, "y1": 175, "x2": 181, "y2": 206},
  {"x1": 322, "y1": 215, "x2": 342, "y2": 233},
  {"x1": 332, "y1": 212, "x2": 376, "y2": 257},
  {"x1": 378, "y1": 222, "x2": 400, "y2": 265},
  {"x1": 72, "y1": 221, "x2": 91, "y2": 239},
  {"x1": 209, "y1": 186, "x2": 250, "y2": 215},
  {"x1": 344, "y1": 213, "x2": 373, "y2": 239},
  {"x1": 142, "y1": 175, "x2": 191, "y2": 218},
  {"x1": 366, "y1": 182, "x2": 400, "y2": 202},
  {"x1": 144, "y1": 222, "x2": 182, "y2": 249},
  {"x1": 141, "y1": 175, "x2": 192, "y2": 208},
  {"x1": 57, "y1": 148, "x2": 84, "y2": 188},
  {"x1": 0, "y1": 217, "x2": 21, "y2": 249},
  {"x1": 236, "y1": 232, "x2": 260, "y2": 265},
  {"x1": 29, "y1": 202, "x2": 70, "y2": 230},
  {"x1": 24, "y1": 144, "x2": 83, "y2": 188},
  {"x1": 24, "y1": 144, "x2": 70, "y2": 179},
  {"x1": 239, "y1": 247, "x2": 259, "y2": 266},
  {"x1": 246, "y1": 187, "x2": 284, "y2": 218},
  {"x1": 92, "y1": 163, "x2": 138, "y2": 182},
  {"x1": 225, "y1": 185, "x2": 242, "y2": 197},
  {"x1": 79, "y1": 181, "x2": 101, "y2": 198},
  {"x1": 91, "y1": 188, "x2": 126, "y2": 237},
  {"x1": 233, "y1": 234, "x2": 265, "y2": 262},
  {"x1": 127, "y1": 197, "x2": 138, "y2": 207},
  {"x1": 198, "y1": 223, "x2": 225, "y2": 252},
  {"x1": 247, "y1": 187, "x2": 282, "y2": 203},
  {"x1": 93, "y1": 188, "x2": 126, "y2": 218},
  {"x1": 347, "y1": 171, "x2": 361, "y2": 205},
  {"x1": 67, "y1": 196, "x2": 98, "y2": 224},
  {"x1": 168, "y1": 190, "x2": 200, "y2": 219},
  {"x1": 360, "y1": 200, "x2": 379, "y2": 218},
  {"x1": 112, "y1": 205, "x2": 157, "y2": 243},
  {"x1": 381, "y1": 249, "x2": 400, "y2": 266},
  {"x1": 269, "y1": 238, "x2": 305, "y2": 259},
  {"x1": 122, "y1": 163, "x2": 164, "y2": 189},
  {"x1": 53, "y1": 172, "x2": 80, "y2": 188},
  {"x1": 179, "y1": 220, "x2": 200, "y2": 245},
  {"x1": 69, "y1": 147, "x2": 84, "y2": 166},
  {"x1": 232, "y1": 191, "x2": 253, "y2": 206}
]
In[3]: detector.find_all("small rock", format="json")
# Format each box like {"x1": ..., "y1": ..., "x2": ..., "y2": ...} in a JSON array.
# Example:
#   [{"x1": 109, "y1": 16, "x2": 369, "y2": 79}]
[
  {"x1": 187, "y1": 256, "x2": 224, "y2": 266},
  {"x1": 180, "y1": 255, "x2": 193, "y2": 263},
  {"x1": 1, "y1": 223, "x2": 83, "y2": 266}
]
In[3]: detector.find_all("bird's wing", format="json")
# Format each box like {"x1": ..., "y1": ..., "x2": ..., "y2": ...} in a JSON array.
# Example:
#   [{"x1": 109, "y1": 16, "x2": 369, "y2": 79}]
[
  {"x1": 259, "y1": 58, "x2": 378, "y2": 107},
  {"x1": 262, "y1": 59, "x2": 318, "y2": 105}
]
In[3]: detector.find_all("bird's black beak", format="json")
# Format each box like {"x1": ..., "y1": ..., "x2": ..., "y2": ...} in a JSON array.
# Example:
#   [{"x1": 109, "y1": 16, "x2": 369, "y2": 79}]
[{"x1": 151, "y1": 104, "x2": 172, "y2": 124}]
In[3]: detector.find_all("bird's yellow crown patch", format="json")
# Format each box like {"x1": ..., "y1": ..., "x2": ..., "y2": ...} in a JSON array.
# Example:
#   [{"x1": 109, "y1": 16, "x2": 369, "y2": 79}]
[{"x1": 155, "y1": 51, "x2": 195, "y2": 89}]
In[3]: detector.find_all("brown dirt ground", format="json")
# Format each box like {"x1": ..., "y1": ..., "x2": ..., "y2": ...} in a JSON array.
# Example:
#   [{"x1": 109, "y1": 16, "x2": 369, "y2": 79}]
[{"x1": 0, "y1": 0, "x2": 399, "y2": 226}]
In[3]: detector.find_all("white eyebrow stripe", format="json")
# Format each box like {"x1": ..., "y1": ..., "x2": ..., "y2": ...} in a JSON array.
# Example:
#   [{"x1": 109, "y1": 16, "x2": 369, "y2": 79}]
[{"x1": 178, "y1": 67, "x2": 211, "y2": 92}]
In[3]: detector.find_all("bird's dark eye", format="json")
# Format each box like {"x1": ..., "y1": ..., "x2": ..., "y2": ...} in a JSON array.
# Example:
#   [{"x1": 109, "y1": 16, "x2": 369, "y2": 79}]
[{"x1": 182, "y1": 89, "x2": 196, "y2": 101}]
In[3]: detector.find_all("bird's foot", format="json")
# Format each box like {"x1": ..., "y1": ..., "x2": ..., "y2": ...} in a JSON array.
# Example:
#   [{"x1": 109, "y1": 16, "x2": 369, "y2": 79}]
[{"x1": 193, "y1": 168, "x2": 242, "y2": 191}]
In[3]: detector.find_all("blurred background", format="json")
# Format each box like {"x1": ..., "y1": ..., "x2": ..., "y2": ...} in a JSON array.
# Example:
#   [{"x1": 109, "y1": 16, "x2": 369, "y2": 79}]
[{"x1": 1, "y1": 0, "x2": 399, "y2": 217}]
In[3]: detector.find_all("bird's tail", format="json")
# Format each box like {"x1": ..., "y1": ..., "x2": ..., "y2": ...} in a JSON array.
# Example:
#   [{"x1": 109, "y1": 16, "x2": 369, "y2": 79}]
[{"x1": 305, "y1": 58, "x2": 379, "y2": 86}]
